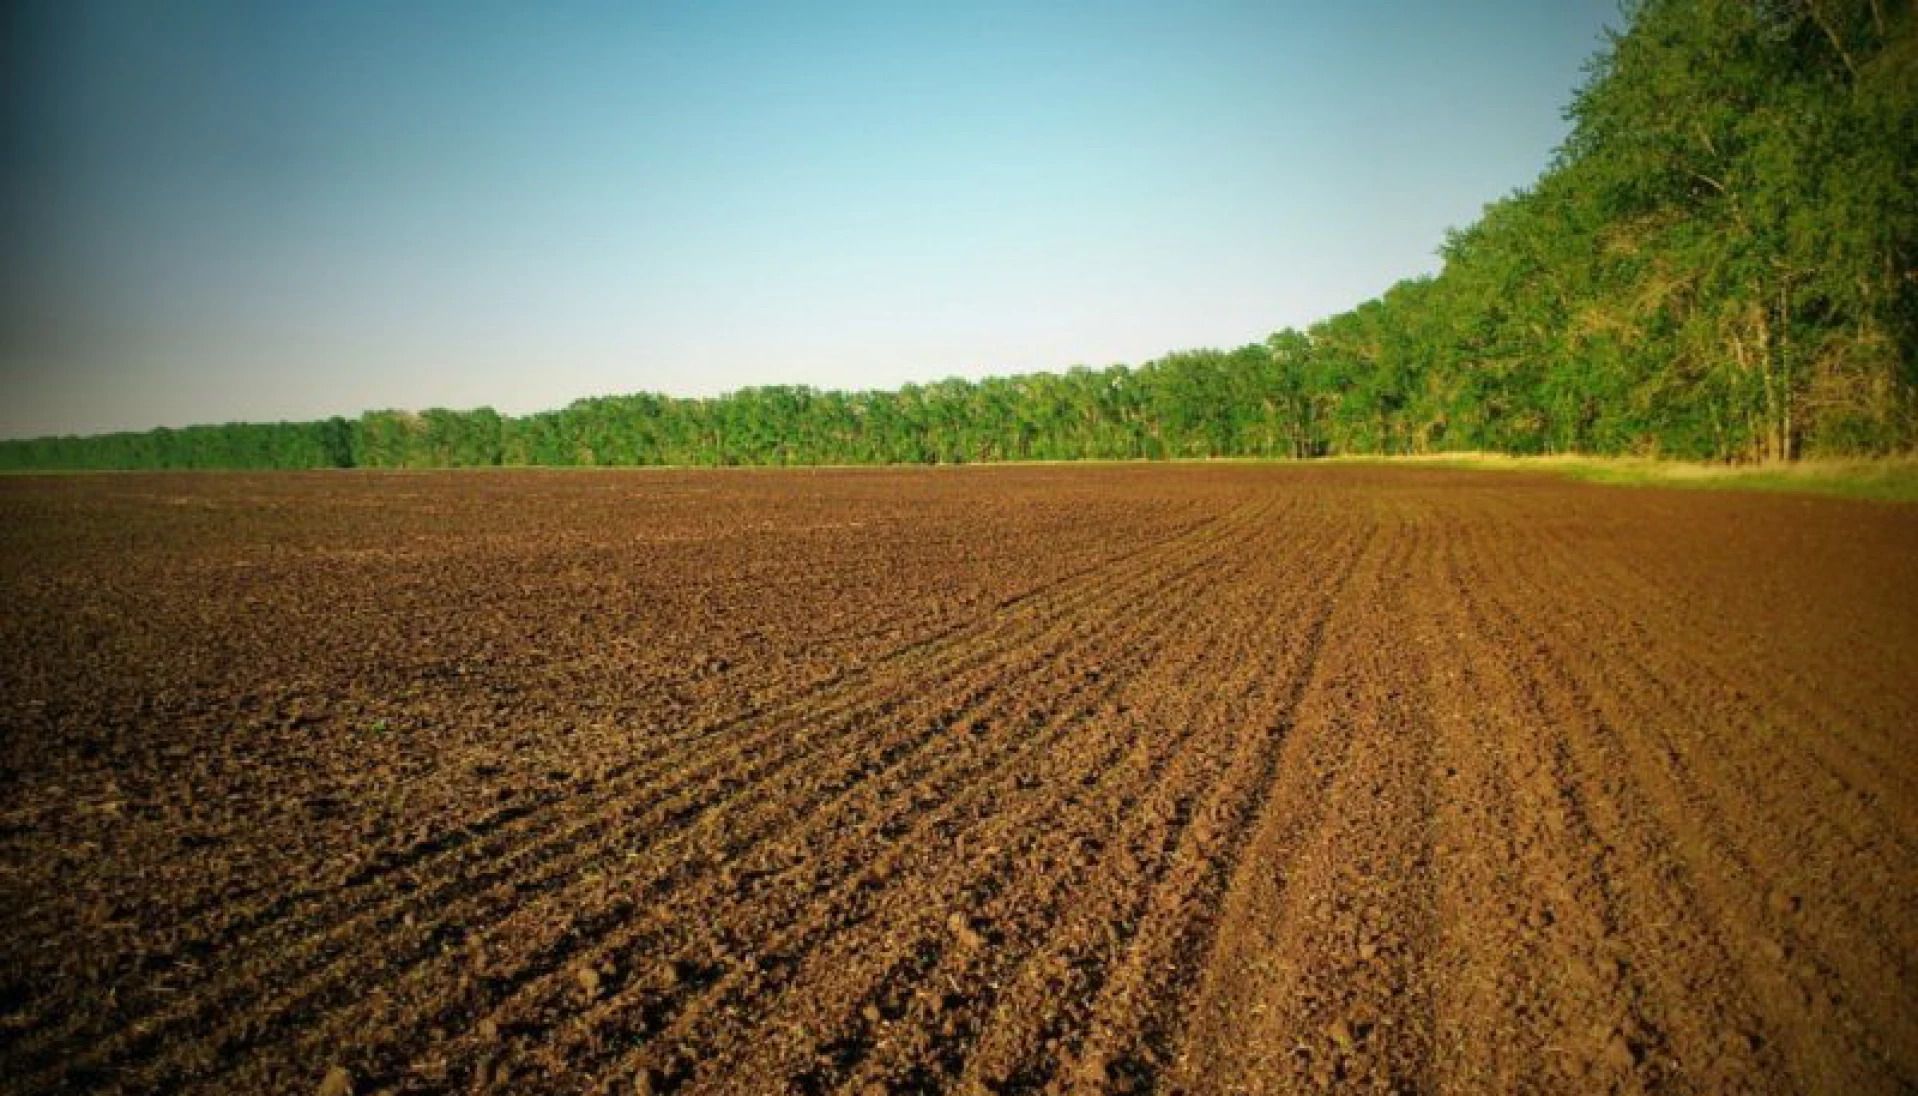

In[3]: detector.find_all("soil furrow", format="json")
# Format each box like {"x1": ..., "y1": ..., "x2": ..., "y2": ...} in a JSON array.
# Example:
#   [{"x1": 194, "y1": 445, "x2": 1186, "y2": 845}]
[
  {"x1": 16, "y1": 497, "x2": 1268, "y2": 1092},
  {"x1": 1462, "y1": 509, "x2": 1836, "y2": 1092},
  {"x1": 838, "y1": 508, "x2": 1366, "y2": 1095},
  {"x1": 1421, "y1": 508, "x2": 1701, "y2": 1091},
  {"x1": 1523, "y1": 499, "x2": 1918, "y2": 809},
  {"x1": 571, "y1": 514, "x2": 1302, "y2": 1094},
  {"x1": 1496, "y1": 511, "x2": 1915, "y2": 1088},
  {"x1": 173, "y1": 498, "x2": 1273, "y2": 1094},
  {"x1": 1029, "y1": 501, "x2": 1378, "y2": 1096}
]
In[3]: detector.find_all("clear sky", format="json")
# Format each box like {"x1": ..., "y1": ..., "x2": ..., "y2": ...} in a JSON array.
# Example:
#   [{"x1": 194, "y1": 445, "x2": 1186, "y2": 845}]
[{"x1": 1, "y1": 0, "x2": 1621, "y2": 439}]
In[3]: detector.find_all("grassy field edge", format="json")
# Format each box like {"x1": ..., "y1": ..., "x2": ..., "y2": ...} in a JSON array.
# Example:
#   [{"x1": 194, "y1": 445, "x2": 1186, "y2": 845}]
[
  {"x1": 8, "y1": 453, "x2": 1918, "y2": 502},
  {"x1": 1337, "y1": 453, "x2": 1918, "y2": 503}
]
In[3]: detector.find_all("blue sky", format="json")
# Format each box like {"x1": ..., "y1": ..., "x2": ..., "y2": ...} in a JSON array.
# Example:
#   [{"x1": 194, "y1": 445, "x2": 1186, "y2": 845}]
[{"x1": 2, "y1": 0, "x2": 1620, "y2": 438}]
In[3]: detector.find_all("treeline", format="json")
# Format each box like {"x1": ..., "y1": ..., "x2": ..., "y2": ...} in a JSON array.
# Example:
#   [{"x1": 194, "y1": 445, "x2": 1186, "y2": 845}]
[
  {"x1": 3, "y1": 0, "x2": 1912, "y2": 472},
  {"x1": 0, "y1": 358, "x2": 1357, "y2": 470}
]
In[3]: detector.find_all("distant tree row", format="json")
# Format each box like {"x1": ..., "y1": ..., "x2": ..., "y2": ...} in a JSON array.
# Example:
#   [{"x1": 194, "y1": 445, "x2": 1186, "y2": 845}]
[{"x1": 4, "y1": 0, "x2": 1911, "y2": 472}]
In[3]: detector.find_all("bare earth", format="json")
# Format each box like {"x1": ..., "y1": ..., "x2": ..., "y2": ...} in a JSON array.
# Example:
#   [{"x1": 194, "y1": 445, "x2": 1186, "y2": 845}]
[{"x1": 0, "y1": 465, "x2": 1913, "y2": 1095}]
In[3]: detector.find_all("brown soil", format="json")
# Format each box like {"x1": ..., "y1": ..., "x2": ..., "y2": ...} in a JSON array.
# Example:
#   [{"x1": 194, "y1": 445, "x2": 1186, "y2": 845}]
[{"x1": 0, "y1": 465, "x2": 1912, "y2": 1094}]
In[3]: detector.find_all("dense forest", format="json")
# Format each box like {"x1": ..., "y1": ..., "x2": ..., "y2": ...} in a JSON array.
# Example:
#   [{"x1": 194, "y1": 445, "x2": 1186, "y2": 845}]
[{"x1": 4, "y1": 0, "x2": 1912, "y2": 472}]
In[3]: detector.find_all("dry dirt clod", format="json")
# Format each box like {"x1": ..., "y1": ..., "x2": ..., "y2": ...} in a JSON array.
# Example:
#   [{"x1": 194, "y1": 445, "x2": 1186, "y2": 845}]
[
  {"x1": 318, "y1": 1065, "x2": 354, "y2": 1096},
  {"x1": 1603, "y1": 1034, "x2": 1639, "y2": 1071},
  {"x1": 1326, "y1": 1019, "x2": 1355, "y2": 1052},
  {"x1": 948, "y1": 912, "x2": 986, "y2": 950},
  {"x1": 1077, "y1": 1054, "x2": 1110, "y2": 1086},
  {"x1": 577, "y1": 966, "x2": 602, "y2": 997}
]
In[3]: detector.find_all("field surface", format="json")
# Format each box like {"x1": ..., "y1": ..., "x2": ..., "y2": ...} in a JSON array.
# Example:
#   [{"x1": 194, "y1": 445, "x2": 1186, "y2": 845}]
[{"x1": 1, "y1": 466, "x2": 1914, "y2": 1095}]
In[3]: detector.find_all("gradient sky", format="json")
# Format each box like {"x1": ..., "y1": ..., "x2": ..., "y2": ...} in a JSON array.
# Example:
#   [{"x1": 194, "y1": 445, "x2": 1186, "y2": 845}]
[{"x1": 1, "y1": 0, "x2": 1620, "y2": 439}]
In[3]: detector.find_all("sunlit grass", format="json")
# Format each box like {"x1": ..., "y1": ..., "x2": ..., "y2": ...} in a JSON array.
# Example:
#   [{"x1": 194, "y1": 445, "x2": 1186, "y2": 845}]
[{"x1": 1343, "y1": 452, "x2": 1918, "y2": 503}]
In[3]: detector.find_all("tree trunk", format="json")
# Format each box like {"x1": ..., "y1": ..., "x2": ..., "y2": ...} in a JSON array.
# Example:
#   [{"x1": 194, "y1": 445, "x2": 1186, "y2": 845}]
[
  {"x1": 1778, "y1": 279, "x2": 1796, "y2": 461},
  {"x1": 1802, "y1": 0, "x2": 1862, "y2": 82}
]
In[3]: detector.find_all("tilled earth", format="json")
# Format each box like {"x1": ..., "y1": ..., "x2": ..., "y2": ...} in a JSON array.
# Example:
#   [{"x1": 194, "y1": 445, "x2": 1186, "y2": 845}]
[{"x1": 0, "y1": 465, "x2": 1913, "y2": 1095}]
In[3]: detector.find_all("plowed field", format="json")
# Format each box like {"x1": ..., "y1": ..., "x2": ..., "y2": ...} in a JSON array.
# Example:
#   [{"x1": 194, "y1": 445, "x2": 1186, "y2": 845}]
[{"x1": 2, "y1": 465, "x2": 1914, "y2": 1094}]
